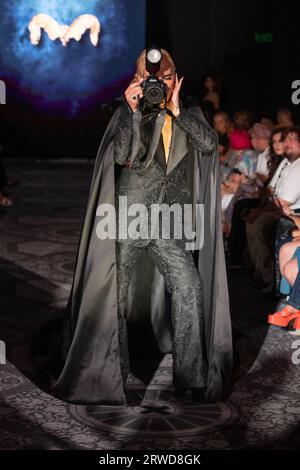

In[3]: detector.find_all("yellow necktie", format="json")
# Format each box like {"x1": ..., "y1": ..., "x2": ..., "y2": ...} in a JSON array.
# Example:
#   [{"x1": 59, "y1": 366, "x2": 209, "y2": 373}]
[{"x1": 161, "y1": 113, "x2": 172, "y2": 162}]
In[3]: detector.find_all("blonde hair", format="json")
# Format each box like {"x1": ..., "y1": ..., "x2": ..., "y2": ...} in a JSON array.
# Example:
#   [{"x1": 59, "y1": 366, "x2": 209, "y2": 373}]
[
  {"x1": 214, "y1": 111, "x2": 231, "y2": 126},
  {"x1": 135, "y1": 48, "x2": 176, "y2": 78}
]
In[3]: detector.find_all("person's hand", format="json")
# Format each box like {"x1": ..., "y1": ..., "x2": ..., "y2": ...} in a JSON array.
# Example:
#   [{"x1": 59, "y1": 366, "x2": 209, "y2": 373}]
[
  {"x1": 282, "y1": 204, "x2": 293, "y2": 216},
  {"x1": 124, "y1": 78, "x2": 144, "y2": 112},
  {"x1": 169, "y1": 73, "x2": 183, "y2": 117},
  {"x1": 255, "y1": 172, "x2": 268, "y2": 184},
  {"x1": 292, "y1": 229, "x2": 300, "y2": 241},
  {"x1": 290, "y1": 214, "x2": 300, "y2": 230},
  {"x1": 222, "y1": 221, "x2": 231, "y2": 237},
  {"x1": 242, "y1": 208, "x2": 261, "y2": 224}
]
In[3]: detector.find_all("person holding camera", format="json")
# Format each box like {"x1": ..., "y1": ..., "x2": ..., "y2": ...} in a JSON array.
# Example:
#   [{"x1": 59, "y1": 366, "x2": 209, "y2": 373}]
[{"x1": 52, "y1": 48, "x2": 232, "y2": 406}]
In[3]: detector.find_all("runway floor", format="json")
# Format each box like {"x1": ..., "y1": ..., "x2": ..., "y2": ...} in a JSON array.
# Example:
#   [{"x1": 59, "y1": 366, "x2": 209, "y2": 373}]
[{"x1": 0, "y1": 160, "x2": 299, "y2": 450}]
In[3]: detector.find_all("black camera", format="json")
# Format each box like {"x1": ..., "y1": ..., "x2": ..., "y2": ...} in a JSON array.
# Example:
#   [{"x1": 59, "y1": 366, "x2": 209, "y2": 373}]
[{"x1": 141, "y1": 46, "x2": 167, "y2": 107}]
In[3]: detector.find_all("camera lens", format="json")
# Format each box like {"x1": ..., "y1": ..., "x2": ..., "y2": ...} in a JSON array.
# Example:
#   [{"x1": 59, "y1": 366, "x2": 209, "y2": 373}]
[{"x1": 147, "y1": 87, "x2": 163, "y2": 104}]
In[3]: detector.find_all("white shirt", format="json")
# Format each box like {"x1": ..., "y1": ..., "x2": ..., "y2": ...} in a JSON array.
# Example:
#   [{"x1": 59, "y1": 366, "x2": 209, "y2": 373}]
[
  {"x1": 256, "y1": 147, "x2": 270, "y2": 187},
  {"x1": 256, "y1": 147, "x2": 270, "y2": 177},
  {"x1": 269, "y1": 157, "x2": 300, "y2": 209}
]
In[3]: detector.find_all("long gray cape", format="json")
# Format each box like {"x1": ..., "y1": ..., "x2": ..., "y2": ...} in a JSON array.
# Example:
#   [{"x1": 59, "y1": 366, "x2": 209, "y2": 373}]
[{"x1": 52, "y1": 104, "x2": 233, "y2": 405}]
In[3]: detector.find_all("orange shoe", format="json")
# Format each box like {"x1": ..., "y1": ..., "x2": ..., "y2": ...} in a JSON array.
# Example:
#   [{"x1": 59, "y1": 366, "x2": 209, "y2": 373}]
[{"x1": 268, "y1": 305, "x2": 300, "y2": 329}]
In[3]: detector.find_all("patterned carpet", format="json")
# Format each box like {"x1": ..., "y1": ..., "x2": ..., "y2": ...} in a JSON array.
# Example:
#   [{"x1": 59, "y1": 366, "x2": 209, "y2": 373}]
[{"x1": 0, "y1": 160, "x2": 300, "y2": 450}]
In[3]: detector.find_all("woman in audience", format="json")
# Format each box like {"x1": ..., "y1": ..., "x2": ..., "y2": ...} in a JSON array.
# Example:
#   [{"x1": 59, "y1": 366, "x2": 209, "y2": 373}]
[
  {"x1": 222, "y1": 110, "x2": 254, "y2": 178},
  {"x1": 213, "y1": 111, "x2": 231, "y2": 164},
  {"x1": 268, "y1": 224, "x2": 300, "y2": 328},
  {"x1": 222, "y1": 148, "x2": 259, "y2": 238},
  {"x1": 202, "y1": 72, "x2": 220, "y2": 111}
]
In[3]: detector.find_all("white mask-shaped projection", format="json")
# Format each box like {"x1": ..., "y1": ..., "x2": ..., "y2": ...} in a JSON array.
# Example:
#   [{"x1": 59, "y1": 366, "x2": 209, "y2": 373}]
[
  {"x1": 28, "y1": 13, "x2": 101, "y2": 47},
  {"x1": 63, "y1": 14, "x2": 101, "y2": 47}
]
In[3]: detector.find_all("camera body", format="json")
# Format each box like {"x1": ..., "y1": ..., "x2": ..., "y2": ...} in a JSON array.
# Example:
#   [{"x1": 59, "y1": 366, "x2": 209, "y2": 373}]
[
  {"x1": 141, "y1": 76, "x2": 167, "y2": 106},
  {"x1": 141, "y1": 46, "x2": 167, "y2": 107}
]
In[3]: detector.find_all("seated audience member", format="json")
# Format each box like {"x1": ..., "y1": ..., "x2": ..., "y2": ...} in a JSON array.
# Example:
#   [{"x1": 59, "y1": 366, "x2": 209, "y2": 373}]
[
  {"x1": 221, "y1": 169, "x2": 245, "y2": 235},
  {"x1": 251, "y1": 123, "x2": 272, "y2": 188},
  {"x1": 213, "y1": 111, "x2": 231, "y2": 164},
  {"x1": 268, "y1": 236, "x2": 300, "y2": 330},
  {"x1": 246, "y1": 127, "x2": 300, "y2": 292},
  {"x1": 246, "y1": 126, "x2": 286, "y2": 215},
  {"x1": 222, "y1": 147, "x2": 259, "y2": 237},
  {"x1": 226, "y1": 124, "x2": 275, "y2": 265},
  {"x1": 275, "y1": 108, "x2": 294, "y2": 128},
  {"x1": 223, "y1": 123, "x2": 268, "y2": 226},
  {"x1": 223, "y1": 110, "x2": 254, "y2": 178}
]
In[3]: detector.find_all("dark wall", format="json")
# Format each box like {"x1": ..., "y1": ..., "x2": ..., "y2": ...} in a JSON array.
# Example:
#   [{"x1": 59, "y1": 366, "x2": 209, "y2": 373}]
[
  {"x1": 147, "y1": 0, "x2": 300, "y2": 122},
  {"x1": 148, "y1": 0, "x2": 263, "y2": 78}
]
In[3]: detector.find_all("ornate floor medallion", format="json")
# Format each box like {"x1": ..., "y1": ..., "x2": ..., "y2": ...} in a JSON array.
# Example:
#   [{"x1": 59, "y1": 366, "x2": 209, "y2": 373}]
[{"x1": 69, "y1": 386, "x2": 237, "y2": 437}]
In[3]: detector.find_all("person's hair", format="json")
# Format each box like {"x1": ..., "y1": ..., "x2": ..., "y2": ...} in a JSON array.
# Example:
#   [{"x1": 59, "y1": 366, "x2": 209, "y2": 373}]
[
  {"x1": 268, "y1": 126, "x2": 288, "y2": 177},
  {"x1": 231, "y1": 168, "x2": 242, "y2": 175},
  {"x1": 233, "y1": 109, "x2": 255, "y2": 130},
  {"x1": 281, "y1": 126, "x2": 300, "y2": 142},
  {"x1": 214, "y1": 111, "x2": 231, "y2": 127},
  {"x1": 204, "y1": 71, "x2": 221, "y2": 94},
  {"x1": 260, "y1": 117, "x2": 274, "y2": 131},
  {"x1": 135, "y1": 49, "x2": 176, "y2": 78},
  {"x1": 277, "y1": 108, "x2": 292, "y2": 120}
]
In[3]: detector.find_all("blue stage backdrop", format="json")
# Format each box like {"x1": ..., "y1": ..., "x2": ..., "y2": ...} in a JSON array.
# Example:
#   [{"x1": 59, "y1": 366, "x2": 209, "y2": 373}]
[
  {"x1": 0, "y1": 0, "x2": 145, "y2": 157},
  {"x1": 0, "y1": 0, "x2": 145, "y2": 115}
]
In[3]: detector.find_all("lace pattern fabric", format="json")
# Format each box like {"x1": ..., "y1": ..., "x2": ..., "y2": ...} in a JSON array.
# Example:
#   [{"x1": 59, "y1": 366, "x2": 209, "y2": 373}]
[
  {"x1": 175, "y1": 108, "x2": 216, "y2": 153},
  {"x1": 115, "y1": 239, "x2": 207, "y2": 389}
]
